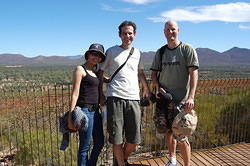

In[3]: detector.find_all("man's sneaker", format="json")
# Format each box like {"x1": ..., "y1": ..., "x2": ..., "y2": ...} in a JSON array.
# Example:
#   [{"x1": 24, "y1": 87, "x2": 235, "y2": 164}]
[
  {"x1": 165, "y1": 160, "x2": 177, "y2": 166},
  {"x1": 124, "y1": 160, "x2": 132, "y2": 166}
]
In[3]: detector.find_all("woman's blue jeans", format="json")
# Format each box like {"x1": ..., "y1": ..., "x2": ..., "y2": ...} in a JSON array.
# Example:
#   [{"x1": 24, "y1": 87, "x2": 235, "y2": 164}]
[{"x1": 78, "y1": 107, "x2": 104, "y2": 166}]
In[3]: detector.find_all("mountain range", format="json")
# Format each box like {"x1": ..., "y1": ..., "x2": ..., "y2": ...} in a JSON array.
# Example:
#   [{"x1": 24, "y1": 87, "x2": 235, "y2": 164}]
[{"x1": 0, "y1": 47, "x2": 250, "y2": 66}]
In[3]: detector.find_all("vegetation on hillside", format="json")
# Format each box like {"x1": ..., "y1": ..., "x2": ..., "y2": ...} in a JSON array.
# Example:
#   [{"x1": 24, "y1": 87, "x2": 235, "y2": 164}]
[
  {"x1": 1, "y1": 65, "x2": 250, "y2": 89},
  {"x1": 0, "y1": 65, "x2": 74, "y2": 88}
]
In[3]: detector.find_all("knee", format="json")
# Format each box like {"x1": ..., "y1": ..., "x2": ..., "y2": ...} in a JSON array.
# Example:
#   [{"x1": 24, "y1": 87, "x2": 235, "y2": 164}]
[
  {"x1": 166, "y1": 132, "x2": 173, "y2": 138},
  {"x1": 113, "y1": 144, "x2": 123, "y2": 149},
  {"x1": 178, "y1": 140, "x2": 190, "y2": 147},
  {"x1": 125, "y1": 142, "x2": 137, "y2": 150},
  {"x1": 78, "y1": 145, "x2": 90, "y2": 154}
]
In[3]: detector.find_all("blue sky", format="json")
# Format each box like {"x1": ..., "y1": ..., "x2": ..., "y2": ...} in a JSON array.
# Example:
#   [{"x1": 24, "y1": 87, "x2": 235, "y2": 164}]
[{"x1": 1, "y1": 0, "x2": 250, "y2": 57}]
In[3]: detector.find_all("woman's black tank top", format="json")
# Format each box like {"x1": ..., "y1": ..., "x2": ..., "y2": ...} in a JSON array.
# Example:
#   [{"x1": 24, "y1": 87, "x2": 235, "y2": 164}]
[{"x1": 76, "y1": 65, "x2": 99, "y2": 106}]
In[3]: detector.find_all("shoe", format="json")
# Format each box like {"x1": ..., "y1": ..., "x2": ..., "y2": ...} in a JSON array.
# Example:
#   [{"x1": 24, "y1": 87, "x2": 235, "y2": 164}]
[
  {"x1": 113, "y1": 159, "x2": 131, "y2": 166},
  {"x1": 165, "y1": 160, "x2": 177, "y2": 166},
  {"x1": 124, "y1": 160, "x2": 132, "y2": 166}
]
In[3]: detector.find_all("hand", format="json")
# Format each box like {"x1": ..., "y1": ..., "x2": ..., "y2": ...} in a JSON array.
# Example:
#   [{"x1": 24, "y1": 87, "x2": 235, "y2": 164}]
[
  {"x1": 156, "y1": 87, "x2": 165, "y2": 98},
  {"x1": 67, "y1": 112, "x2": 77, "y2": 131},
  {"x1": 142, "y1": 88, "x2": 151, "y2": 100},
  {"x1": 184, "y1": 98, "x2": 195, "y2": 112},
  {"x1": 68, "y1": 122, "x2": 77, "y2": 131},
  {"x1": 103, "y1": 77, "x2": 111, "y2": 83}
]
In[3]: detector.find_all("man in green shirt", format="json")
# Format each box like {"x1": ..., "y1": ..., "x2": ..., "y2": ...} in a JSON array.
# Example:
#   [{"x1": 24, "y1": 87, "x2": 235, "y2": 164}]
[{"x1": 151, "y1": 20, "x2": 199, "y2": 166}]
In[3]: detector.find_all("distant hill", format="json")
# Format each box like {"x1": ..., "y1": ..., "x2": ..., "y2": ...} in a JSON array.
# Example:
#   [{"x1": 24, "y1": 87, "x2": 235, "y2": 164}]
[
  {"x1": 1, "y1": 47, "x2": 250, "y2": 66},
  {"x1": 0, "y1": 54, "x2": 32, "y2": 65},
  {"x1": 141, "y1": 47, "x2": 250, "y2": 66},
  {"x1": 67, "y1": 55, "x2": 82, "y2": 60},
  {"x1": 0, "y1": 54, "x2": 83, "y2": 65},
  {"x1": 222, "y1": 47, "x2": 250, "y2": 64}
]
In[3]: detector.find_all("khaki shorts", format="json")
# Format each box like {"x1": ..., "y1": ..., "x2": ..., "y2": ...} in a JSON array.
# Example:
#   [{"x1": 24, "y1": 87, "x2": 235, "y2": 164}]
[{"x1": 107, "y1": 97, "x2": 141, "y2": 144}]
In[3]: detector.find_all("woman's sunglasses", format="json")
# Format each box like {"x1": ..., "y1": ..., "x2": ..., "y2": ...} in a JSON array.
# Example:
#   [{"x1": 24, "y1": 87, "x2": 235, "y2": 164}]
[{"x1": 90, "y1": 51, "x2": 100, "y2": 57}]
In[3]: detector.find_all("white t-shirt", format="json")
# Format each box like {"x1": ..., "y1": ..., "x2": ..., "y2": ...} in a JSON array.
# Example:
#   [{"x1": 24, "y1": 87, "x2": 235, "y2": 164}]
[{"x1": 100, "y1": 45, "x2": 143, "y2": 100}]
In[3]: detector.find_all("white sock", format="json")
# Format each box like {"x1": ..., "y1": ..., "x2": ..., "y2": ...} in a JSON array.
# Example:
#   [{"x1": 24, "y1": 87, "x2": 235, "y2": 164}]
[{"x1": 170, "y1": 157, "x2": 177, "y2": 164}]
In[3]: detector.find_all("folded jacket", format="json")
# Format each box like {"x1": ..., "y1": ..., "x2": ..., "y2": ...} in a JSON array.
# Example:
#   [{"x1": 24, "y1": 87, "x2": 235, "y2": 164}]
[{"x1": 59, "y1": 106, "x2": 88, "y2": 150}]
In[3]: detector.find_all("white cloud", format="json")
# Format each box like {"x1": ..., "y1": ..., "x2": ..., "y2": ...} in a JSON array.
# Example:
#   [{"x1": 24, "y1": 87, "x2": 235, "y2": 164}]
[
  {"x1": 239, "y1": 24, "x2": 250, "y2": 29},
  {"x1": 101, "y1": 4, "x2": 140, "y2": 13},
  {"x1": 148, "y1": 2, "x2": 250, "y2": 23},
  {"x1": 122, "y1": 0, "x2": 158, "y2": 5}
]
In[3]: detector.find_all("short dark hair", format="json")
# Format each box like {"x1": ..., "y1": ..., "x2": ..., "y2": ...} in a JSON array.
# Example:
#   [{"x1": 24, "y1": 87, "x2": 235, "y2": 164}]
[{"x1": 118, "y1": 20, "x2": 136, "y2": 35}]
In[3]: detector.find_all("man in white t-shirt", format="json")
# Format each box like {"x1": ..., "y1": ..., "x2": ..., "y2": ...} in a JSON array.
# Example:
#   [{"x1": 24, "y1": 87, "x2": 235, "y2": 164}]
[{"x1": 99, "y1": 20, "x2": 150, "y2": 166}]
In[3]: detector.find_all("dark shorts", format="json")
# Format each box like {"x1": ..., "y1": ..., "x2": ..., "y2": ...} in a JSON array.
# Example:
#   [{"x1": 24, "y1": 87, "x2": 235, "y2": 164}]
[{"x1": 107, "y1": 97, "x2": 141, "y2": 144}]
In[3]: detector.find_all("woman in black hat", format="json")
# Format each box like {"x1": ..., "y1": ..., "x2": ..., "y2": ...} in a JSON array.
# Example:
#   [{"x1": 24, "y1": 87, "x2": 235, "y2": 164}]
[{"x1": 68, "y1": 43, "x2": 105, "y2": 166}]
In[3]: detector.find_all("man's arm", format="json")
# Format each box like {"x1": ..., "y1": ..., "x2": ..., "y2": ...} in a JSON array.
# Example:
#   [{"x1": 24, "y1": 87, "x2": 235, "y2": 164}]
[
  {"x1": 185, "y1": 67, "x2": 198, "y2": 111},
  {"x1": 151, "y1": 70, "x2": 160, "y2": 95},
  {"x1": 138, "y1": 69, "x2": 151, "y2": 98}
]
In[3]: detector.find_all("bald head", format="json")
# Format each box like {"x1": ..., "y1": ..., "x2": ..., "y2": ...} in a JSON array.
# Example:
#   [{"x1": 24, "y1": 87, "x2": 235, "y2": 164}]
[
  {"x1": 164, "y1": 20, "x2": 180, "y2": 44},
  {"x1": 165, "y1": 20, "x2": 179, "y2": 30}
]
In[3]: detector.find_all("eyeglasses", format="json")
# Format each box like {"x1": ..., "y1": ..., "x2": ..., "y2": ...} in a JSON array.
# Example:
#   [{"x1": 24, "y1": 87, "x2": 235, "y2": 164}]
[{"x1": 90, "y1": 52, "x2": 100, "y2": 57}]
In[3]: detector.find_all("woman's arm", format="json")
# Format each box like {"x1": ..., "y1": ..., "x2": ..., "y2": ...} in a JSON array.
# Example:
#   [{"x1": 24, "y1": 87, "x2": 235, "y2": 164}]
[{"x1": 68, "y1": 66, "x2": 86, "y2": 130}]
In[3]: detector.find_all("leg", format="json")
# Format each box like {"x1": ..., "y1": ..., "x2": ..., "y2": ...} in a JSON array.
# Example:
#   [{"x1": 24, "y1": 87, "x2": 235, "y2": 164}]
[
  {"x1": 113, "y1": 144, "x2": 125, "y2": 166},
  {"x1": 166, "y1": 132, "x2": 177, "y2": 158},
  {"x1": 106, "y1": 97, "x2": 125, "y2": 166},
  {"x1": 165, "y1": 103, "x2": 180, "y2": 165},
  {"x1": 179, "y1": 140, "x2": 191, "y2": 166},
  {"x1": 123, "y1": 142, "x2": 136, "y2": 161},
  {"x1": 78, "y1": 108, "x2": 95, "y2": 166},
  {"x1": 88, "y1": 110, "x2": 104, "y2": 166},
  {"x1": 123, "y1": 100, "x2": 141, "y2": 163}
]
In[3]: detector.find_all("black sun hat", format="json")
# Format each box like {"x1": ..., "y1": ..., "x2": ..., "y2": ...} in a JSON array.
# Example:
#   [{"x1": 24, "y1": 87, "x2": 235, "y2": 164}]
[{"x1": 84, "y1": 43, "x2": 105, "y2": 63}]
